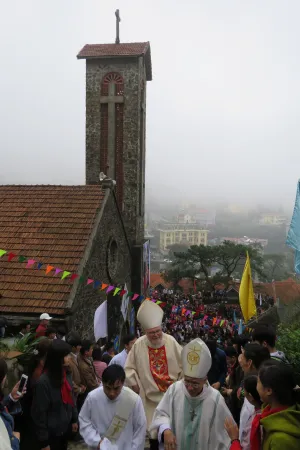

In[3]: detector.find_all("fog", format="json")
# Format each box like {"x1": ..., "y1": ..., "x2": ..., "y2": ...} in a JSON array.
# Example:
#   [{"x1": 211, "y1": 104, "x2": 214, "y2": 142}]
[{"x1": 1, "y1": 0, "x2": 300, "y2": 212}]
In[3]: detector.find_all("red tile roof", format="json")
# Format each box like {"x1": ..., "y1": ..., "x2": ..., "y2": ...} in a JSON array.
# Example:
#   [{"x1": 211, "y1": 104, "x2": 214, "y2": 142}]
[
  {"x1": 260, "y1": 279, "x2": 300, "y2": 305},
  {"x1": 150, "y1": 274, "x2": 193, "y2": 293},
  {"x1": 77, "y1": 42, "x2": 152, "y2": 81},
  {"x1": 0, "y1": 185, "x2": 105, "y2": 316}
]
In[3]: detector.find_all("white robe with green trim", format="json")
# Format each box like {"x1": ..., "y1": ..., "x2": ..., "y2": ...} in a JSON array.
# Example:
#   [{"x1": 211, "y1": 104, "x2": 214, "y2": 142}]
[{"x1": 150, "y1": 380, "x2": 232, "y2": 450}]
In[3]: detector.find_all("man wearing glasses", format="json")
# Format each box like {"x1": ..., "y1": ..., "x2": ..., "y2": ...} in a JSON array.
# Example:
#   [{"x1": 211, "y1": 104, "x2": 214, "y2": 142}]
[
  {"x1": 150, "y1": 338, "x2": 233, "y2": 449},
  {"x1": 125, "y1": 300, "x2": 182, "y2": 450}
]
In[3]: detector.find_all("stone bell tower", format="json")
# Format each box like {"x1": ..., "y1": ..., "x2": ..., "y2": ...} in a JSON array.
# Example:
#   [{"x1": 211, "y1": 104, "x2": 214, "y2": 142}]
[{"x1": 77, "y1": 12, "x2": 152, "y2": 251}]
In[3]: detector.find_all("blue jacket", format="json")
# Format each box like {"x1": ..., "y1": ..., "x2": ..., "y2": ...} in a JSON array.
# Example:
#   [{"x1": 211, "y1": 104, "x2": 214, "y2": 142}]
[{"x1": 0, "y1": 403, "x2": 19, "y2": 450}]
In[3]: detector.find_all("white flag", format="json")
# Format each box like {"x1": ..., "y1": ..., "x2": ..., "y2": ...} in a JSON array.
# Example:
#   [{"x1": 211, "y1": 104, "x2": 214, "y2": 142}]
[
  {"x1": 94, "y1": 300, "x2": 107, "y2": 341},
  {"x1": 121, "y1": 283, "x2": 129, "y2": 321}
]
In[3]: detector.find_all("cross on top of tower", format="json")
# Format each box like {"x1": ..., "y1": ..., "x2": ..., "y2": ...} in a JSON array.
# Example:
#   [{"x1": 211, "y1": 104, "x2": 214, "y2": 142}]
[{"x1": 115, "y1": 9, "x2": 121, "y2": 44}]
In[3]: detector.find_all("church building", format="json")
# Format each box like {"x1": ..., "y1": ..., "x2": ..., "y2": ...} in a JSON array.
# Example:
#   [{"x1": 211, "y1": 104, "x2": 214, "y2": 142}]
[{"x1": 0, "y1": 21, "x2": 152, "y2": 340}]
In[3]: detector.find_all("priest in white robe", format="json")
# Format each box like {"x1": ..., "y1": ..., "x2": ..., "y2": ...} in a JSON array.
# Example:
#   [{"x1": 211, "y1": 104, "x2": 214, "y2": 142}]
[
  {"x1": 125, "y1": 300, "x2": 182, "y2": 450},
  {"x1": 150, "y1": 338, "x2": 233, "y2": 450},
  {"x1": 79, "y1": 364, "x2": 146, "y2": 450}
]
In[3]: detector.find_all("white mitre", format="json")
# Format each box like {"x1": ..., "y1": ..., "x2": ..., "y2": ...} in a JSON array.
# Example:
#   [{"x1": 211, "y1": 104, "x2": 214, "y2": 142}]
[
  {"x1": 182, "y1": 338, "x2": 212, "y2": 378},
  {"x1": 137, "y1": 300, "x2": 163, "y2": 330}
]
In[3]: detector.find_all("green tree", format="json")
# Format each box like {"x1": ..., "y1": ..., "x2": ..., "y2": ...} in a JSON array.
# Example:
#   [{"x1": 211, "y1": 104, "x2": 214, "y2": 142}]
[
  {"x1": 263, "y1": 253, "x2": 290, "y2": 281},
  {"x1": 163, "y1": 241, "x2": 265, "y2": 291}
]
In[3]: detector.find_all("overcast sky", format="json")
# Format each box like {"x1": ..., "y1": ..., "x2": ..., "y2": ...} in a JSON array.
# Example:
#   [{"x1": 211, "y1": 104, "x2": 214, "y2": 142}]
[{"x1": 1, "y1": 1, "x2": 300, "y2": 211}]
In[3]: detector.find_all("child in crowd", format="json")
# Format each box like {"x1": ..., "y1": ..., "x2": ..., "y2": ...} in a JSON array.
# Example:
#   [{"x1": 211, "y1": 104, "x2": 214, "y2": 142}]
[{"x1": 225, "y1": 374, "x2": 262, "y2": 450}]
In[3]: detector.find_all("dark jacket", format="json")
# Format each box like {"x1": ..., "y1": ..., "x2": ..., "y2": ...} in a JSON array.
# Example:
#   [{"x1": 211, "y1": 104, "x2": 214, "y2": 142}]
[
  {"x1": 0, "y1": 403, "x2": 20, "y2": 450},
  {"x1": 31, "y1": 373, "x2": 78, "y2": 448},
  {"x1": 207, "y1": 347, "x2": 227, "y2": 386}
]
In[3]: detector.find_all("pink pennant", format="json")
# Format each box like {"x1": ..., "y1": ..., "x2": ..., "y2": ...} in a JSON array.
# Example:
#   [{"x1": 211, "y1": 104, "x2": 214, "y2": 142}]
[
  {"x1": 26, "y1": 259, "x2": 35, "y2": 268},
  {"x1": 151, "y1": 299, "x2": 157, "y2": 302},
  {"x1": 55, "y1": 268, "x2": 62, "y2": 276},
  {"x1": 87, "y1": 278, "x2": 94, "y2": 285},
  {"x1": 132, "y1": 294, "x2": 139, "y2": 301}
]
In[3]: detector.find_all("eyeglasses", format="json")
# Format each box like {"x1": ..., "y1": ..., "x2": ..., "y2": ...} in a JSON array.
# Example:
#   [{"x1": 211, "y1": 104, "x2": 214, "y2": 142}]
[
  {"x1": 183, "y1": 379, "x2": 203, "y2": 388},
  {"x1": 147, "y1": 329, "x2": 162, "y2": 336}
]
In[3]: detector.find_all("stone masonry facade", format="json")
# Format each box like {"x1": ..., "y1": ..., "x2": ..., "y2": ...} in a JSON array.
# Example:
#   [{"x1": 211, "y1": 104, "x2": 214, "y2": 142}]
[
  {"x1": 85, "y1": 57, "x2": 147, "y2": 248},
  {"x1": 68, "y1": 191, "x2": 132, "y2": 339}
]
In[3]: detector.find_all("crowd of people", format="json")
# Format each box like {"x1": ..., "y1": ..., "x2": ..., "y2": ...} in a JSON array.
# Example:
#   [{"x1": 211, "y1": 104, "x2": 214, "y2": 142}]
[{"x1": 0, "y1": 296, "x2": 299, "y2": 450}]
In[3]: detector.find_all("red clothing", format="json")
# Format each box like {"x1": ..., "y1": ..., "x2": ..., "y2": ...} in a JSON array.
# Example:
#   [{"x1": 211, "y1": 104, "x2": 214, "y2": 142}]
[{"x1": 36, "y1": 323, "x2": 47, "y2": 337}]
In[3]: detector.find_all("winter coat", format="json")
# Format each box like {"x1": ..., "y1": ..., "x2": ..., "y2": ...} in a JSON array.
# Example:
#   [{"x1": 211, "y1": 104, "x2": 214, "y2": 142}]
[
  {"x1": 31, "y1": 372, "x2": 78, "y2": 448},
  {"x1": 261, "y1": 403, "x2": 300, "y2": 450}
]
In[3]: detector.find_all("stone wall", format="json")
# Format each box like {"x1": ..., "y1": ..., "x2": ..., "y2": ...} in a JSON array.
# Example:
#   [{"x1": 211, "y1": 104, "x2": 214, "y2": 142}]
[
  {"x1": 85, "y1": 57, "x2": 147, "y2": 249},
  {"x1": 69, "y1": 192, "x2": 132, "y2": 339}
]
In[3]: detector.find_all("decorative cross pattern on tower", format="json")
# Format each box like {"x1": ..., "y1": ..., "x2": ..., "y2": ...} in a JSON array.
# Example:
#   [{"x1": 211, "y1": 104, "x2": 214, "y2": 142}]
[{"x1": 100, "y1": 73, "x2": 124, "y2": 208}]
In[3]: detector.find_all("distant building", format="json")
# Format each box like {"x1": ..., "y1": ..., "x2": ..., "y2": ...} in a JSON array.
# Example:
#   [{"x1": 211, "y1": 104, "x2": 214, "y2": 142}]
[
  {"x1": 258, "y1": 213, "x2": 286, "y2": 226},
  {"x1": 221, "y1": 237, "x2": 268, "y2": 248},
  {"x1": 194, "y1": 209, "x2": 216, "y2": 227},
  {"x1": 159, "y1": 224, "x2": 208, "y2": 250},
  {"x1": 177, "y1": 213, "x2": 196, "y2": 224}
]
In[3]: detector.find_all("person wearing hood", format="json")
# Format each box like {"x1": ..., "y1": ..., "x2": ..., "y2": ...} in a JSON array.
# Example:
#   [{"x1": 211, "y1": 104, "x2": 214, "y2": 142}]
[
  {"x1": 150, "y1": 338, "x2": 233, "y2": 450},
  {"x1": 125, "y1": 300, "x2": 182, "y2": 450},
  {"x1": 252, "y1": 326, "x2": 289, "y2": 364},
  {"x1": 255, "y1": 360, "x2": 300, "y2": 450}
]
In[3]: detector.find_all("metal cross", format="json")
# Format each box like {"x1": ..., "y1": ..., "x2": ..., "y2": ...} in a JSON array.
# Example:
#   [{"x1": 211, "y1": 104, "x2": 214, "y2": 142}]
[{"x1": 115, "y1": 9, "x2": 121, "y2": 44}]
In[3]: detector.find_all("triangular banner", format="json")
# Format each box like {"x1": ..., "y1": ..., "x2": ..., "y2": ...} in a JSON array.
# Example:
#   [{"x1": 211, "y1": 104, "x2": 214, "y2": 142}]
[
  {"x1": 87, "y1": 278, "x2": 94, "y2": 285},
  {"x1": 106, "y1": 285, "x2": 114, "y2": 294},
  {"x1": 94, "y1": 281, "x2": 101, "y2": 289},
  {"x1": 37, "y1": 262, "x2": 43, "y2": 269},
  {"x1": 45, "y1": 265, "x2": 54, "y2": 275},
  {"x1": 61, "y1": 271, "x2": 71, "y2": 280},
  {"x1": 18, "y1": 255, "x2": 27, "y2": 263},
  {"x1": 101, "y1": 283, "x2": 108, "y2": 291},
  {"x1": 78, "y1": 276, "x2": 85, "y2": 284},
  {"x1": 132, "y1": 293, "x2": 139, "y2": 301},
  {"x1": 7, "y1": 252, "x2": 17, "y2": 262},
  {"x1": 0, "y1": 249, "x2": 7, "y2": 257},
  {"x1": 26, "y1": 259, "x2": 35, "y2": 268},
  {"x1": 113, "y1": 287, "x2": 121, "y2": 296},
  {"x1": 54, "y1": 268, "x2": 62, "y2": 276},
  {"x1": 119, "y1": 289, "x2": 127, "y2": 297},
  {"x1": 70, "y1": 273, "x2": 79, "y2": 281},
  {"x1": 156, "y1": 301, "x2": 162, "y2": 305}
]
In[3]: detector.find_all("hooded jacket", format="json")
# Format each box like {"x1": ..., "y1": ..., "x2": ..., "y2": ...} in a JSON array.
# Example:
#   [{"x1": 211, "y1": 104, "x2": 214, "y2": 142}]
[{"x1": 261, "y1": 404, "x2": 300, "y2": 450}]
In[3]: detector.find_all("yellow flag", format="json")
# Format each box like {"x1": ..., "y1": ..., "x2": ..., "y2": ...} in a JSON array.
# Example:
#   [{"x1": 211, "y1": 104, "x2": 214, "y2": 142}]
[{"x1": 239, "y1": 252, "x2": 257, "y2": 322}]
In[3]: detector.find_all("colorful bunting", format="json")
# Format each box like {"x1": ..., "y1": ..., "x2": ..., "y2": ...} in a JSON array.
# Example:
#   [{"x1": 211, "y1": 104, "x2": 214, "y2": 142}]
[
  {"x1": 7, "y1": 252, "x2": 17, "y2": 262},
  {"x1": 54, "y1": 268, "x2": 62, "y2": 276},
  {"x1": 94, "y1": 281, "x2": 101, "y2": 289},
  {"x1": 78, "y1": 276, "x2": 85, "y2": 284},
  {"x1": 37, "y1": 262, "x2": 43, "y2": 269},
  {"x1": 119, "y1": 289, "x2": 127, "y2": 297},
  {"x1": 106, "y1": 285, "x2": 114, "y2": 294},
  {"x1": 70, "y1": 273, "x2": 79, "y2": 281},
  {"x1": 113, "y1": 287, "x2": 121, "y2": 296},
  {"x1": 45, "y1": 265, "x2": 54, "y2": 275},
  {"x1": 18, "y1": 255, "x2": 27, "y2": 263},
  {"x1": 87, "y1": 278, "x2": 94, "y2": 285},
  {"x1": 26, "y1": 259, "x2": 35, "y2": 268},
  {"x1": 101, "y1": 283, "x2": 108, "y2": 291},
  {"x1": 0, "y1": 250, "x2": 7, "y2": 257},
  {"x1": 132, "y1": 293, "x2": 139, "y2": 301},
  {"x1": 61, "y1": 271, "x2": 71, "y2": 280}
]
